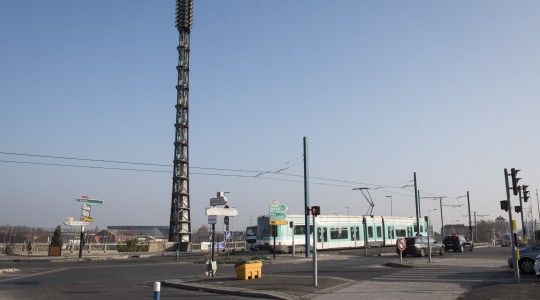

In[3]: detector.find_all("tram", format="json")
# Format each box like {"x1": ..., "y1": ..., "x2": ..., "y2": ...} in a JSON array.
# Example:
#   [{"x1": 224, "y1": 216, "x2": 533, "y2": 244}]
[{"x1": 251, "y1": 214, "x2": 427, "y2": 253}]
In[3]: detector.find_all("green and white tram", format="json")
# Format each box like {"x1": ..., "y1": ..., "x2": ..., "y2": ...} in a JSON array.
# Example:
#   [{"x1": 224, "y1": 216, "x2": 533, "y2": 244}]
[{"x1": 254, "y1": 214, "x2": 427, "y2": 253}]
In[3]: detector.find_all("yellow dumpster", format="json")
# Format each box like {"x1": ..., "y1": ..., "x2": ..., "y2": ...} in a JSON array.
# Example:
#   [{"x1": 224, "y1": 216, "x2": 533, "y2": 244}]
[{"x1": 234, "y1": 261, "x2": 262, "y2": 280}]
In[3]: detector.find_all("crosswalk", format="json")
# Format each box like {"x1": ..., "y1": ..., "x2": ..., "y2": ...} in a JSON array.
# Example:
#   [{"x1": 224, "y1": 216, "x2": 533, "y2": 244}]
[{"x1": 372, "y1": 267, "x2": 499, "y2": 283}]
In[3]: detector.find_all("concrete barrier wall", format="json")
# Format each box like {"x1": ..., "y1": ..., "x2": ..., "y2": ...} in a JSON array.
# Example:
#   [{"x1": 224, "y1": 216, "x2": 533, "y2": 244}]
[{"x1": 2, "y1": 241, "x2": 247, "y2": 254}]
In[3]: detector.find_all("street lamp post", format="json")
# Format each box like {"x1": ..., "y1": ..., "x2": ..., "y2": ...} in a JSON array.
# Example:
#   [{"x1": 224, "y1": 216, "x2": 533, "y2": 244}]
[{"x1": 385, "y1": 196, "x2": 393, "y2": 216}]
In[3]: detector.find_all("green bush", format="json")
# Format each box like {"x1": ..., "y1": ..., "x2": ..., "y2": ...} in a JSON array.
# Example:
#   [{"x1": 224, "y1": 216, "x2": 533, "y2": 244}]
[
  {"x1": 117, "y1": 239, "x2": 148, "y2": 252},
  {"x1": 50, "y1": 225, "x2": 63, "y2": 246}
]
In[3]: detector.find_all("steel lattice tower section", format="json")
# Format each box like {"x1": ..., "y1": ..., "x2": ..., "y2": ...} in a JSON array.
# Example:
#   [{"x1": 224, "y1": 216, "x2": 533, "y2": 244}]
[{"x1": 169, "y1": 0, "x2": 193, "y2": 251}]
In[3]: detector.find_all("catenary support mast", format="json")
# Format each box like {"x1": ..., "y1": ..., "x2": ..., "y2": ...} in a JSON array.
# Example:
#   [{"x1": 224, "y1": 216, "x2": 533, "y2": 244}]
[{"x1": 169, "y1": 0, "x2": 194, "y2": 252}]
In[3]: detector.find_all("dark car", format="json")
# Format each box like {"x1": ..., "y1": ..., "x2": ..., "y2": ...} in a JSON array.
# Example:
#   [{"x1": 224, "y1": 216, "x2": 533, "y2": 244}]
[
  {"x1": 443, "y1": 235, "x2": 473, "y2": 252},
  {"x1": 396, "y1": 236, "x2": 445, "y2": 257}
]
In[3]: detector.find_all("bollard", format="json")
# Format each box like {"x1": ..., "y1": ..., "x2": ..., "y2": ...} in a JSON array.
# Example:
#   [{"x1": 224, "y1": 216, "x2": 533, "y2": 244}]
[{"x1": 153, "y1": 282, "x2": 160, "y2": 300}]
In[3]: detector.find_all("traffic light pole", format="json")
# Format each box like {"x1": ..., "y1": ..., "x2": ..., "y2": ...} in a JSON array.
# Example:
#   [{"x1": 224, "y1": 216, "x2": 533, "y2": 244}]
[
  {"x1": 504, "y1": 168, "x2": 520, "y2": 283},
  {"x1": 312, "y1": 213, "x2": 317, "y2": 287},
  {"x1": 518, "y1": 187, "x2": 527, "y2": 241},
  {"x1": 303, "y1": 137, "x2": 311, "y2": 257}
]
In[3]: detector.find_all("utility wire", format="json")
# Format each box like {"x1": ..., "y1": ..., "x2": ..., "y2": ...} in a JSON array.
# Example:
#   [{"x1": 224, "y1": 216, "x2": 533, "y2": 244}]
[{"x1": 0, "y1": 151, "x2": 425, "y2": 198}]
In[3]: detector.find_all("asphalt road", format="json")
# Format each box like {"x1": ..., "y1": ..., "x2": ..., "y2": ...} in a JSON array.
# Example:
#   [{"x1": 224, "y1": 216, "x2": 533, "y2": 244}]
[{"x1": 0, "y1": 246, "x2": 535, "y2": 299}]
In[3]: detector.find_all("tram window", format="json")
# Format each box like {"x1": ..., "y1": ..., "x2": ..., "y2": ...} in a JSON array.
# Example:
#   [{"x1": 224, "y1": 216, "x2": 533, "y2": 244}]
[
  {"x1": 368, "y1": 226, "x2": 374, "y2": 238},
  {"x1": 322, "y1": 227, "x2": 328, "y2": 242},
  {"x1": 317, "y1": 228, "x2": 322, "y2": 242},
  {"x1": 396, "y1": 228, "x2": 406, "y2": 237},
  {"x1": 376, "y1": 226, "x2": 382, "y2": 238},
  {"x1": 350, "y1": 227, "x2": 355, "y2": 241},
  {"x1": 356, "y1": 227, "x2": 360, "y2": 240},
  {"x1": 330, "y1": 227, "x2": 348, "y2": 240},
  {"x1": 407, "y1": 227, "x2": 412, "y2": 236},
  {"x1": 294, "y1": 225, "x2": 314, "y2": 235}
]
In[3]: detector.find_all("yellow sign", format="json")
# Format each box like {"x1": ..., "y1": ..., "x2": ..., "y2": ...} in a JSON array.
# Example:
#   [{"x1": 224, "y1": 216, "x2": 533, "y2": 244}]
[
  {"x1": 512, "y1": 220, "x2": 517, "y2": 231},
  {"x1": 270, "y1": 220, "x2": 288, "y2": 225},
  {"x1": 80, "y1": 217, "x2": 93, "y2": 222}
]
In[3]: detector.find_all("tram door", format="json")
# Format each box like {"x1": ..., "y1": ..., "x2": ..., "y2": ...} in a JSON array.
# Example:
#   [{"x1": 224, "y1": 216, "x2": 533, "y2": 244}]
[{"x1": 351, "y1": 226, "x2": 361, "y2": 247}]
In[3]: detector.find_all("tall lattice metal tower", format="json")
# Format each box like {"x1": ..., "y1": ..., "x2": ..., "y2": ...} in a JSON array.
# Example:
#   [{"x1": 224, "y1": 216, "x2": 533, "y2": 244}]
[{"x1": 169, "y1": 0, "x2": 193, "y2": 251}]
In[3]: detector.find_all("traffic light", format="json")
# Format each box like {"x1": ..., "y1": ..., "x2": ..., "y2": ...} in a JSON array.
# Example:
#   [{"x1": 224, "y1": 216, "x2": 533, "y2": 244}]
[
  {"x1": 514, "y1": 206, "x2": 522, "y2": 214},
  {"x1": 522, "y1": 185, "x2": 530, "y2": 202},
  {"x1": 311, "y1": 206, "x2": 320, "y2": 217},
  {"x1": 500, "y1": 200, "x2": 509, "y2": 212},
  {"x1": 511, "y1": 168, "x2": 521, "y2": 195}
]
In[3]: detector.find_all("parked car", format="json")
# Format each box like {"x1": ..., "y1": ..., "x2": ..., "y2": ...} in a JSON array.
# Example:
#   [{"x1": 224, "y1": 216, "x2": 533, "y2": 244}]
[
  {"x1": 534, "y1": 254, "x2": 540, "y2": 278},
  {"x1": 508, "y1": 242, "x2": 540, "y2": 274},
  {"x1": 396, "y1": 236, "x2": 445, "y2": 257},
  {"x1": 443, "y1": 235, "x2": 473, "y2": 252}
]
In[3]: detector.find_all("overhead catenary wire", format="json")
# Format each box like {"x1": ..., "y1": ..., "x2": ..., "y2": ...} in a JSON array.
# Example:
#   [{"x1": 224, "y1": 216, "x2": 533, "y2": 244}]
[{"x1": 0, "y1": 151, "x2": 431, "y2": 199}]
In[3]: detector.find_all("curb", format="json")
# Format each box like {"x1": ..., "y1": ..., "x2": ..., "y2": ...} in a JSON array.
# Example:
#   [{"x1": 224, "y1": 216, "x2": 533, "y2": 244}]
[{"x1": 162, "y1": 279, "x2": 295, "y2": 300}]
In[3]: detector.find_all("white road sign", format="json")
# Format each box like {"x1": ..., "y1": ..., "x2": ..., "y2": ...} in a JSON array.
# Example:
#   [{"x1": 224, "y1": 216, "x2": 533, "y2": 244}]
[
  {"x1": 64, "y1": 220, "x2": 91, "y2": 226},
  {"x1": 205, "y1": 207, "x2": 238, "y2": 217}
]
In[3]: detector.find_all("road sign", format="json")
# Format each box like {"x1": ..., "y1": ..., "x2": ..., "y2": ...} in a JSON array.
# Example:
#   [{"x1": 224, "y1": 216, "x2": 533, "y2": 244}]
[
  {"x1": 80, "y1": 217, "x2": 93, "y2": 222},
  {"x1": 81, "y1": 210, "x2": 91, "y2": 217},
  {"x1": 64, "y1": 220, "x2": 91, "y2": 226},
  {"x1": 397, "y1": 237, "x2": 406, "y2": 251},
  {"x1": 206, "y1": 207, "x2": 238, "y2": 217},
  {"x1": 226, "y1": 231, "x2": 232, "y2": 239},
  {"x1": 208, "y1": 215, "x2": 217, "y2": 224},
  {"x1": 76, "y1": 198, "x2": 104, "y2": 205},
  {"x1": 210, "y1": 197, "x2": 227, "y2": 206},
  {"x1": 269, "y1": 203, "x2": 288, "y2": 221},
  {"x1": 270, "y1": 220, "x2": 288, "y2": 225}
]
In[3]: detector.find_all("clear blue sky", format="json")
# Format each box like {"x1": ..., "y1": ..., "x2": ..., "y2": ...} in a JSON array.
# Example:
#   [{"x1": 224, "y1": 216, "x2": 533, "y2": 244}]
[{"x1": 1, "y1": 1, "x2": 539, "y2": 236}]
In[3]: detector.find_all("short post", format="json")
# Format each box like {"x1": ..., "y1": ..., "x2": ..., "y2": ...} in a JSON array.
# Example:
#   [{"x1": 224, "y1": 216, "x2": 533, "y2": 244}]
[
  {"x1": 291, "y1": 223, "x2": 296, "y2": 257},
  {"x1": 79, "y1": 225, "x2": 85, "y2": 259},
  {"x1": 153, "y1": 282, "x2": 160, "y2": 300}
]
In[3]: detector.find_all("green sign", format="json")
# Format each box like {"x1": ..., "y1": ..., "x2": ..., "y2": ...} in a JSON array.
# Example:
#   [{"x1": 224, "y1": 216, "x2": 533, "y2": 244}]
[
  {"x1": 269, "y1": 203, "x2": 288, "y2": 221},
  {"x1": 76, "y1": 198, "x2": 104, "y2": 205}
]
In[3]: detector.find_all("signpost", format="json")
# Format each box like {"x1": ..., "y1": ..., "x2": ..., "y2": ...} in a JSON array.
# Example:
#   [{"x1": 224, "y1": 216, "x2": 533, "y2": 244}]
[
  {"x1": 397, "y1": 237, "x2": 406, "y2": 263},
  {"x1": 269, "y1": 201, "x2": 288, "y2": 259},
  {"x1": 68, "y1": 195, "x2": 105, "y2": 259},
  {"x1": 206, "y1": 192, "x2": 236, "y2": 277}
]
